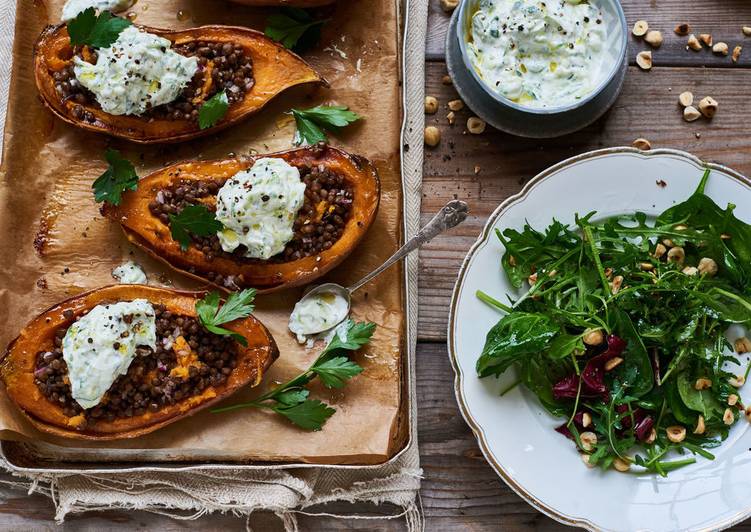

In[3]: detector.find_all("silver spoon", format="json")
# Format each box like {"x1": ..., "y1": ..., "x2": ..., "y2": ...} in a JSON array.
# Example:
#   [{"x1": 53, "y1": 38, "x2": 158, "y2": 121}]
[{"x1": 289, "y1": 200, "x2": 469, "y2": 336}]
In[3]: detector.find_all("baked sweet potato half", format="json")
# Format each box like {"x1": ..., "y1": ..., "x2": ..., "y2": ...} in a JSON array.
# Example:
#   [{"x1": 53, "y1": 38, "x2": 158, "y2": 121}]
[
  {"x1": 228, "y1": 0, "x2": 335, "y2": 4},
  {"x1": 0, "y1": 285, "x2": 278, "y2": 440},
  {"x1": 102, "y1": 145, "x2": 381, "y2": 293},
  {"x1": 33, "y1": 23, "x2": 326, "y2": 143}
]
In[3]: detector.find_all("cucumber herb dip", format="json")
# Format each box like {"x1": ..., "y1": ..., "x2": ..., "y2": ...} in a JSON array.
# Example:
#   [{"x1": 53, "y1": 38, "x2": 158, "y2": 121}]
[{"x1": 468, "y1": 0, "x2": 608, "y2": 109}]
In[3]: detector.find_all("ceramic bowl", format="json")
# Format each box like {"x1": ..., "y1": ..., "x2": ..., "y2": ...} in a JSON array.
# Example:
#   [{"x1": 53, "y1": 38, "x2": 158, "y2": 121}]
[{"x1": 446, "y1": 0, "x2": 628, "y2": 138}]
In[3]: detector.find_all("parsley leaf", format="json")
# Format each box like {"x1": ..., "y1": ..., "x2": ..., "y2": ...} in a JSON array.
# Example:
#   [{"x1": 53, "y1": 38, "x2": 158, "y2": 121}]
[
  {"x1": 210, "y1": 320, "x2": 376, "y2": 430},
  {"x1": 264, "y1": 8, "x2": 327, "y2": 53},
  {"x1": 312, "y1": 356, "x2": 364, "y2": 389},
  {"x1": 168, "y1": 204, "x2": 222, "y2": 251},
  {"x1": 273, "y1": 399, "x2": 336, "y2": 430},
  {"x1": 68, "y1": 8, "x2": 131, "y2": 48},
  {"x1": 198, "y1": 91, "x2": 229, "y2": 130},
  {"x1": 92, "y1": 149, "x2": 139, "y2": 206},
  {"x1": 195, "y1": 289, "x2": 257, "y2": 346},
  {"x1": 291, "y1": 105, "x2": 361, "y2": 145}
]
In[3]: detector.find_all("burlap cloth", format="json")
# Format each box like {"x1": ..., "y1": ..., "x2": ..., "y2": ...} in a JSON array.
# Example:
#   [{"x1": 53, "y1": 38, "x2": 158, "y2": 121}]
[{"x1": 0, "y1": 0, "x2": 428, "y2": 528}]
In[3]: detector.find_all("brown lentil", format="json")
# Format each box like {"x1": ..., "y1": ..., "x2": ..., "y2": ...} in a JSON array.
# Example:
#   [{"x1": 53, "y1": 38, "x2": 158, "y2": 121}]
[
  {"x1": 148, "y1": 162, "x2": 354, "y2": 271},
  {"x1": 33, "y1": 304, "x2": 237, "y2": 429},
  {"x1": 53, "y1": 41, "x2": 254, "y2": 122}
]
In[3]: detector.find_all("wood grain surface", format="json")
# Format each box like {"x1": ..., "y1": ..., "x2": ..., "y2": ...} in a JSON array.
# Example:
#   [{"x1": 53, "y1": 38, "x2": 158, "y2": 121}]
[{"x1": 5, "y1": 0, "x2": 751, "y2": 529}]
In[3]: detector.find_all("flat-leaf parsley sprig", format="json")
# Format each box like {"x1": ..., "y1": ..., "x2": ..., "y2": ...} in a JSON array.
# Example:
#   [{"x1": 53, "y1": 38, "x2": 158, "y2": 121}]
[
  {"x1": 198, "y1": 91, "x2": 229, "y2": 130},
  {"x1": 196, "y1": 289, "x2": 257, "y2": 346},
  {"x1": 264, "y1": 8, "x2": 328, "y2": 53},
  {"x1": 92, "y1": 149, "x2": 139, "y2": 206},
  {"x1": 291, "y1": 105, "x2": 361, "y2": 145},
  {"x1": 68, "y1": 8, "x2": 131, "y2": 48},
  {"x1": 169, "y1": 204, "x2": 223, "y2": 251},
  {"x1": 211, "y1": 320, "x2": 375, "y2": 430}
]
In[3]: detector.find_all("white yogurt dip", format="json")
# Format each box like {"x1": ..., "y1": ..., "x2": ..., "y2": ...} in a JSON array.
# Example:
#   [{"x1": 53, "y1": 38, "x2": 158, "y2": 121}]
[
  {"x1": 62, "y1": 300, "x2": 156, "y2": 409},
  {"x1": 468, "y1": 0, "x2": 609, "y2": 109},
  {"x1": 73, "y1": 26, "x2": 199, "y2": 116},
  {"x1": 215, "y1": 158, "x2": 306, "y2": 260},
  {"x1": 112, "y1": 261, "x2": 148, "y2": 284},
  {"x1": 61, "y1": 0, "x2": 134, "y2": 21},
  {"x1": 288, "y1": 290, "x2": 349, "y2": 343}
]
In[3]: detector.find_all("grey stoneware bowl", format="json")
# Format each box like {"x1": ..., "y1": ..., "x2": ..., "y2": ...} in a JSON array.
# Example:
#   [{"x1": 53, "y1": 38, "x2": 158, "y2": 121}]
[{"x1": 446, "y1": 0, "x2": 628, "y2": 138}]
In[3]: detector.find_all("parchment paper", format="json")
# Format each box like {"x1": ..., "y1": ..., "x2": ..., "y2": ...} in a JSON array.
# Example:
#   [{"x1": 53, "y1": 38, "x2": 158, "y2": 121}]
[{"x1": 0, "y1": 0, "x2": 405, "y2": 464}]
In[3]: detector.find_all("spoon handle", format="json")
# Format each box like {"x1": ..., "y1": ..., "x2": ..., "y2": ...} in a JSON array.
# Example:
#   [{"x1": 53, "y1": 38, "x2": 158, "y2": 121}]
[{"x1": 348, "y1": 200, "x2": 469, "y2": 293}]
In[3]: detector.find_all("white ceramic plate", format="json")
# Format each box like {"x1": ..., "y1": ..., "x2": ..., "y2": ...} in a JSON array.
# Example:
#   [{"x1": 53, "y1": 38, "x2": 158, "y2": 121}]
[{"x1": 448, "y1": 148, "x2": 751, "y2": 532}]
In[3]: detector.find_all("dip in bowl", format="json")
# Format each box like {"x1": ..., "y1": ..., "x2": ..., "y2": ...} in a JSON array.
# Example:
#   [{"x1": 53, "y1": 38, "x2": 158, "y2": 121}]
[{"x1": 448, "y1": 0, "x2": 627, "y2": 137}]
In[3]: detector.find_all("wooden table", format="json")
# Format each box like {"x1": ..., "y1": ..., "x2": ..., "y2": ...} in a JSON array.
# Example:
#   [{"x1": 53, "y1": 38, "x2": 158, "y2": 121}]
[{"x1": 5, "y1": 1, "x2": 751, "y2": 529}]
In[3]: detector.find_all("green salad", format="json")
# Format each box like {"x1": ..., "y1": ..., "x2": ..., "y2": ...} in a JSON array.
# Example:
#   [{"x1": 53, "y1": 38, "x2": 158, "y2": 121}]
[{"x1": 476, "y1": 170, "x2": 751, "y2": 475}]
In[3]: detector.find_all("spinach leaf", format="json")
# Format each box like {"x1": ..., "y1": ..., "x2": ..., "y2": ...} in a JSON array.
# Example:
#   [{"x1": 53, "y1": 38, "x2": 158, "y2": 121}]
[
  {"x1": 665, "y1": 378, "x2": 698, "y2": 425},
  {"x1": 677, "y1": 371, "x2": 723, "y2": 420},
  {"x1": 611, "y1": 308, "x2": 654, "y2": 398},
  {"x1": 548, "y1": 333, "x2": 584, "y2": 360},
  {"x1": 519, "y1": 354, "x2": 569, "y2": 417},
  {"x1": 476, "y1": 312, "x2": 559, "y2": 378}
]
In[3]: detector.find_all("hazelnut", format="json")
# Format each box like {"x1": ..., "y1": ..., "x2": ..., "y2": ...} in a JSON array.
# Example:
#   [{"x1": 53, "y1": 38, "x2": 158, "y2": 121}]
[
  {"x1": 678, "y1": 91, "x2": 694, "y2": 107},
  {"x1": 440, "y1": 0, "x2": 459, "y2": 12},
  {"x1": 424, "y1": 126, "x2": 441, "y2": 147},
  {"x1": 683, "y1": 105, "x2": 701, "y2": 122},
  {"x1": 653, "y1": 243, "x2": 667, "y2": 258},
  {"x1": 632, "y1": 138, "x2": 651, "y2": 150},
  {"x1": 723, "y1": 408, "x2": 735, "y2": 425},
  {"x1": 582, "y1": 412, "x2": 592, "y2": 428},
  {"x1": 610, "y1": 275, "x2": 624, "y2": 294},
  {"x1": 728, "y1": 394, "x2": 740, "y2": 406},
  {"x1": 579, "y1": 431, "x2": 597, "y2": 452},
  {"x1": 446, "y1": 111, "x2": 456, "y2": 125},
  {"x1": 694, "y1": 415, "x2": 705, "y2": 435},
  {"x1": 695, "y1": 377, "x2": 712, "y2": 390},
  {"x1": 735, "y1": 337, "x2": 751, "y2": 354},
  {"x1": 528, "y1": 272, "x2": 538, "y2": 285},
  {"x1": 699, "y1": 34, "x2": 713, "y2": 47},
  {"x1": 581, "y1": 453, "x2": 595, "y2": 468},
  {"x1": 645, "y1": 30, "x2": 663, "y2": 47},
  {"x1": 746, "y1": 405, "x2": 751, "y2": 422},
  {"x1": 424, "y1": 96, "x2": 439, "y2": 114},
  {"x1": 732, "y1": 45, "x2": 743, "y2": 63},
  {"x1": 682, "y1": 266, "x2": 699, "y2": 276},
  {"x1": 687, "y1": 34, "x2": 702, "y2": 51},
  {"x1": 729, "y1": 374, "x2": 746, "y2": 387},
  {"x1": 441, "y1": 74, "x2": 452, "y2": 85},
  {"x1": 632, "y1": 20, "x2": 649, "y2": 37},
  {"x1": 698, "y1": 96, "x2": 718, "y2": 118},
  {"x1": 744, "y1": 26, "x2": 751, "y2": 37},
  {"x1": 639, "y1": 261, "x2": 655, "y2": 271},
  {"x1": 674, "y1": 23, "x2": 691, "y2": 36},
  {"x1": 636, "y1": 50, "x2": 653, "y2": 70},
  {"x1": 583, "y1": 328, "x2": 604, "y2": 346},
  {"x1": 666, "y1": 425, "x2": 687, "y2": 443},
  {"x1": 645, "y1": 428, "x2": 657, "y2": 444},
  {"x1": 448, "y1": 99, "x2": 464, "y2": 111},
  {"x1": 713, "y1": 42, "x2": 729, "y2": 55},
  {"x1": 467, "y1": 116, "x2": 486, "y2": 134},
  {"x1": 667, "y1": 246, "x2": 685, "y2": 264},
  {"x1": 698, "y1": 257, "x2": 718, "y2": 276},
  {"x1": 604, "y1": 357, "x2": 624, "y2": 372},
  {"x1": 613, "y1": 458, "x2": 631, "y2": 472}
]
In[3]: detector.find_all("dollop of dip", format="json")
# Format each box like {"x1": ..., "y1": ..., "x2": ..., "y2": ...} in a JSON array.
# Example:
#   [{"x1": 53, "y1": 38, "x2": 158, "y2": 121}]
[
  {"x1": 111, "y1": 261, "x2": 148, "y2": 284},
  {"x1": 215, "y1": 158, "x2": 306, "y2": 260},
  {"x1": 62, "y1": 300, "x2": 156, "y2": 409},
  {"x1": 73, "y1": 26, "x2": 199, "y2": 116},
  {"x1": 289, "y1": 290, "x2": 349, "y2": 343},
  {"x1": 468, "y1": 0, "x2": 608, "y2": 109},
  {"x1": 61, "y1": 0, "x2": 134, "y2": 21}
]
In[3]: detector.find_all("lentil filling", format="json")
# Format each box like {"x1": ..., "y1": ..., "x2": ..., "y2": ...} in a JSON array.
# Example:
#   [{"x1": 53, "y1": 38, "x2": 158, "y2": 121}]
[
  {"x1": 53, "y1": 40, "x2": 254, "y2": 122},
  {"x1": 33, "y1": 303, "x2": 238, "y2": 429},
  {"x1": 148, "y1": 161, "x2": 354, "y2": 275}
]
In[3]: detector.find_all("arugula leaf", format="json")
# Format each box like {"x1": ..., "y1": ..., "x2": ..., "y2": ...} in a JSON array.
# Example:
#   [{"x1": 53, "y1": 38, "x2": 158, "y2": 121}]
[
  {"x1": 211, "y1": 320, "x2": 375, "y2": 430},
  {"x1": 264, "y1": 8, "x2": 326, "y2": 53},
  {"x1": 92, "y1": 149, "x2": 139, "y2": 206},
  {"x1": 312, "y1": 356, "x2": 364, "y2": 389},
  {"x1": 168, "y1": 204, "x2": 223, "y2": 251},
  {"x1": 68, "y1": 8, "x2": 131, "y2": 48},
  {"x1": 198, "y1": 91, "x2": 229, "y2": 130},
  {"x1": 273, "y1": 399, "x2": 336, "y2": 430},
  {"x1": 291, "y1": 105, "x2": 361, "y2": 145},
  {"x1": 476, "y1": 312, "x2": 559, "y2": 377},
  {"x1": 195, "y1": 289, "x2": 256, "y2": 346}
]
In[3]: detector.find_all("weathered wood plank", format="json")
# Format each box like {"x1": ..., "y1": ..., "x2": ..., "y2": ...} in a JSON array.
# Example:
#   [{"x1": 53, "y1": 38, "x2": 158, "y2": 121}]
[
  {"x1": 418, "y1": 63, "x2": 751, "y2": 340},
  {"x1": 428, "y1": 0, "x2": 751, "y2": 64}
]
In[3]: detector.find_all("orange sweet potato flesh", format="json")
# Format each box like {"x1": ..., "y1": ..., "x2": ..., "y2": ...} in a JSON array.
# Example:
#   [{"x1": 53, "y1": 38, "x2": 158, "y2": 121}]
[
  {"x1": 103, "y1": 145, "x2": 381, "y2": 293},
  {"x1": 0, "y1": 285, "x2": 279, "y2": 440},
  {"x1": 228, "y1": 0, "x2": 335, "y2": 4},
  {"x1": 33, "y1": 24, "x2": 326, "y2": 143}
]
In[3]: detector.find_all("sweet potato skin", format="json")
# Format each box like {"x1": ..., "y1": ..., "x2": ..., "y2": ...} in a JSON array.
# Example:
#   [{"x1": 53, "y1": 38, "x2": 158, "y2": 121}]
[
  {"x1": 0, "y1": 285, "x2": 279, "y2": 440},
  {"x1": 103, "y1": 145, "x2": 381, "y2": 293},
  {"x1": 33, "y1": 24, "x2": 326, "y2": 143},
  {"x1": 228, "y1": 0, "x2": 335, "y2": 4}
]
